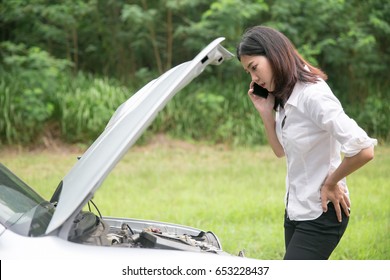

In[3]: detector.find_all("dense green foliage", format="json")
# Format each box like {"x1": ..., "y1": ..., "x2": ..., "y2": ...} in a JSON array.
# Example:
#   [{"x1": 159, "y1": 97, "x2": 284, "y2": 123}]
[{"x1": 1, "y1": 0, "x2": 389, "y2": 146}]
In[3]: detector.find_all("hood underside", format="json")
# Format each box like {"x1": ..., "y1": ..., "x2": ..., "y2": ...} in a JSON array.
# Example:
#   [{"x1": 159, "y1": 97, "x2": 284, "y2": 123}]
[{"x1": 46, "y1": 38, "x2": 234, "y2": 235}]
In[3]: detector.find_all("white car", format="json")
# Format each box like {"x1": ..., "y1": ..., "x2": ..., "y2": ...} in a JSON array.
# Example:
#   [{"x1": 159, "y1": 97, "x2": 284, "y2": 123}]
[{"x1": 0, "y1": 38, "x2": 263, "y2": 265}]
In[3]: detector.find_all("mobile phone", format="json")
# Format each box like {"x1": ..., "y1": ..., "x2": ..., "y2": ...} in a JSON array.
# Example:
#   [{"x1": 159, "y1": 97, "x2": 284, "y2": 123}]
[{"x1": 253, "y1": 83, "x2": 268, "y2": 98}]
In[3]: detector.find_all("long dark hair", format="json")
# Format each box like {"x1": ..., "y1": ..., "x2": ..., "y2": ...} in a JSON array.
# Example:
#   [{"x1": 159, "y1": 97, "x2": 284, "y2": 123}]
[{"x1": 237, "y1": 26, "x2": 327, "y2": 108}]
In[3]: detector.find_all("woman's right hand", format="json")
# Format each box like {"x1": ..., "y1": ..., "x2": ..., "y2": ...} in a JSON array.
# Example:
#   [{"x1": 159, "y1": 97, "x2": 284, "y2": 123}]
[
  {"x1": 247, "y1": 82, "x2": 284, "y2": 157},
  {"x1": 248, "y1": 81, "x2": 275, "y2": 116}
]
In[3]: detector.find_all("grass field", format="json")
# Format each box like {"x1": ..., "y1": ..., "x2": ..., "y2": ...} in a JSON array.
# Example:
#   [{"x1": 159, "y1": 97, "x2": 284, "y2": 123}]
[{"x1": 1, "y1": 138, "x2": 389, "y2": 260}]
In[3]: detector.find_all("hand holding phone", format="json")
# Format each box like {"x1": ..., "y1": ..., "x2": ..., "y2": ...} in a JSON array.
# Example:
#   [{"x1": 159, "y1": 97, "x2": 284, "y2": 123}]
[{"x1": 252, "y1": 83, "x2": 268, "y2": 99}]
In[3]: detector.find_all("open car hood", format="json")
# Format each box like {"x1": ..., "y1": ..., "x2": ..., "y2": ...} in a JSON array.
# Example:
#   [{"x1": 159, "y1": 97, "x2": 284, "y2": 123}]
[{"x1": 46, "y1": 38, "x2": 234, "y2": 234}]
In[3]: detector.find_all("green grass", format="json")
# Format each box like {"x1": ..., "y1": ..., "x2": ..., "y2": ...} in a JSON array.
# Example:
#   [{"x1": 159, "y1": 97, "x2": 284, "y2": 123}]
[{"x1": 1, "y1": 140, "x2": 389, "y2": 260}]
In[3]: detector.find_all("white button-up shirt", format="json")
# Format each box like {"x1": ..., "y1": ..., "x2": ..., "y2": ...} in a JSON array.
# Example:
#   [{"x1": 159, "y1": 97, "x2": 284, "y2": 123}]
[{"x1": 275, "y1": 79, "x2": 377, "y2": 221}]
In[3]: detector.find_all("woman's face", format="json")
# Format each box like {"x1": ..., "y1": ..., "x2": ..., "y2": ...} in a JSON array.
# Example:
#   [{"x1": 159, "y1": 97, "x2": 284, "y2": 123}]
[{"x1": 240, "y1": 55, "x2": 275, "y2": 92}]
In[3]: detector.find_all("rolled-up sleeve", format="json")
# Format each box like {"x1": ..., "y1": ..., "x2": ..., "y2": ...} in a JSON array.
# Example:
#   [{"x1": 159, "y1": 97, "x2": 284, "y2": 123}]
[
  {"x1": 305, "y1": 84, "x2": 377, "y2": 157},
  {"x1": 341, "y1": 132, "x2": 377, "y2": 157}
]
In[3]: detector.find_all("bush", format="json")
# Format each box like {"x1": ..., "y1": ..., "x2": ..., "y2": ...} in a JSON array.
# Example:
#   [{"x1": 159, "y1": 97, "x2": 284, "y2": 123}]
[
  {"x1": 0, "y1": 42, "x2": 70, "y2": 145},
  {"x1": 355, "y1": 92, "x2": 390, "y2": 142},
  {"x1": 55, "y1": 73, "x2": 130, "y2": 143},
  {"x1": 0, "y1": 42, "x2": 131, "y2": 146}
]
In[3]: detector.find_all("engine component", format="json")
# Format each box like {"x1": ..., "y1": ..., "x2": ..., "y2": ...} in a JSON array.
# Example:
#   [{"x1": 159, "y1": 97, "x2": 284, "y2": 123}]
[{"x1": 69, "y1": 212, "x2": 225, "y2": 254}]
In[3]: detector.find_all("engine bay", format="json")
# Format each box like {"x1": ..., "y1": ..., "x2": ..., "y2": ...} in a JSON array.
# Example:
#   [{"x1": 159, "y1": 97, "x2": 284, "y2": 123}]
[{"x1": 68, "y1": 211, "x2": 226, "y2": 254}]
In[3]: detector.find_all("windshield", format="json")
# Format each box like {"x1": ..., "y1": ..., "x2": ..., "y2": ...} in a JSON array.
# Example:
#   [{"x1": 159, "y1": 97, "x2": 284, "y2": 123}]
[{"x1": 0, "y1": 163, "x2": 55, "y2": 236}]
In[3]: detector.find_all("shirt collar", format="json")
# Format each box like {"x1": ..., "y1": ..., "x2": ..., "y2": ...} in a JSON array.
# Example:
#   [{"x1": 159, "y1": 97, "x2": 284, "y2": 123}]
[
  {"x1": 286, "y1": 65, "x2": 310, "y2": 108},
  {"x1": 286, "y1": 81, "x2": 306, "y2": 108}
]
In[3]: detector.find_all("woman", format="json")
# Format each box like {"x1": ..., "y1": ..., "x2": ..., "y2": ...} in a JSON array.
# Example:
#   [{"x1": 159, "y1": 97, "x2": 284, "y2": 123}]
[{"x1": 236, "y1": 26, "x2": 377, "y2": 260}]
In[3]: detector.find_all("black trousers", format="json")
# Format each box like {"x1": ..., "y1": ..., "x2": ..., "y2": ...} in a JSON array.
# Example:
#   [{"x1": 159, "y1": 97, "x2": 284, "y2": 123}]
[{"x1": 284, "y1": 203, "x2": 349, "y2": 260}]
